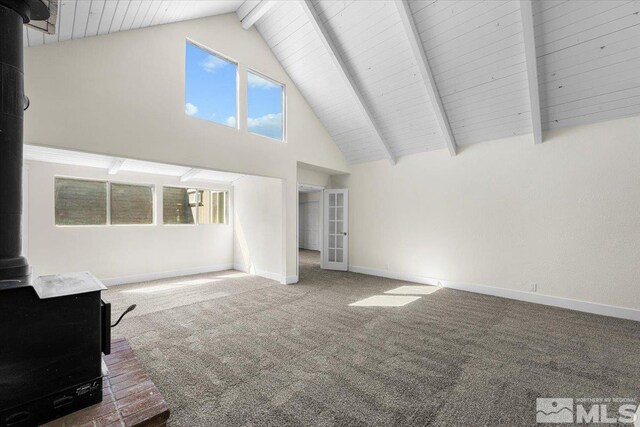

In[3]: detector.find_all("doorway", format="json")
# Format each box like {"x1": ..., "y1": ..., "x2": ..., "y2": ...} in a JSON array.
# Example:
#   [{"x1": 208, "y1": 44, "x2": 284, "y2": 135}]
[{"x1": 298, "y1": 184, "x2": 323, "y2": 277}]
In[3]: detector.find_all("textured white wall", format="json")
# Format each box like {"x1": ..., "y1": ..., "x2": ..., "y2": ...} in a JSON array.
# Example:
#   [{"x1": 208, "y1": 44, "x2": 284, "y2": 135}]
[
  {"x1": 338, "y1": 116, "x2": 640, "y2": 310},
  {"x1": 25, "y1": 161, "x2": 233, "y2": 282},
  {"x1": 233, "y1": 175, "x2": 284, "y2": 281},
  {"x1": 23, "y1": 13, "x2": 350, "y2": 282}
]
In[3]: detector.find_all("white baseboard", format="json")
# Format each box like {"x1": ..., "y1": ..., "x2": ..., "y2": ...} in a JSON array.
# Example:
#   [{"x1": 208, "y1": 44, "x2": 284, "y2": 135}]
[
  {"x1": 233, "y1": 263, "x2": 290, "y2": 284},
  {"x1": 102, "y1": 263, "x2": 234, "y2": 287},
  {"x1": 349, "y1": 265, "x2": 640, "y2": 322},
  {"x1": 283, "y1": 275, "x2": 299, "y2": 285}
]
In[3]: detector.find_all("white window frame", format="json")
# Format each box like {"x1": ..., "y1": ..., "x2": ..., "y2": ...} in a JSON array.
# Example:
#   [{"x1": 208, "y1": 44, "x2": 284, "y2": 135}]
[
  {"x1": 54, "y1": 176, "x2": 156, "y2": 227},
  {"x1": 246, "y1": 68, "x2": 286, "y2": 142},
  {"x1": 185, "y1": 39, "x2": 240, "y2": 130},
  {"x1": 162, "y1": 186, "x2": 230, "y2": 226}
]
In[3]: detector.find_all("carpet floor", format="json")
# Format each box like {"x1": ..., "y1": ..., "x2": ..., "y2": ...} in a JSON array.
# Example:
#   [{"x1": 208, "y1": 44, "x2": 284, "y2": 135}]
[{"x1": 105, "y1": 250, "x2": 640, "y2": 426}]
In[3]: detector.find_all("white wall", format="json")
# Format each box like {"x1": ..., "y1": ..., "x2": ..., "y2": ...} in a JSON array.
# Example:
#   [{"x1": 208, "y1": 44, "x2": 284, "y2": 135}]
[
  {"x1": 299, "y1": 198, "x2": 320, "y2": 251},
  {"x1": 25, "y1": 161, "x2": 233, "y2": 284},
  {"x1": 336, "y1": 116, "x2": 640, "y2": 312},
  {"x1": 233, "y1": 175, "x2": 284, "y2": 282},
  {"x1": 23, "y1": 13, "x2": 350, "y2": 283}
]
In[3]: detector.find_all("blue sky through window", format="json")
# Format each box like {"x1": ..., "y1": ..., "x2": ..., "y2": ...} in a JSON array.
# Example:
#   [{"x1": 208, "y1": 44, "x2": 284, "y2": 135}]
[
  {"x1": 185, "y1": 42, "x2": 237, "y2": 128},
  {"x1": 248, "y1": 71, "x2": 284, "y2": 140}
]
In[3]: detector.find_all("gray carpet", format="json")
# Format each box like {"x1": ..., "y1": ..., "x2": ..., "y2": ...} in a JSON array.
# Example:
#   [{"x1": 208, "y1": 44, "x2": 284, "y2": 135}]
[{"x1": 105, "y1": 250, "x2": 640, "y2": 426}]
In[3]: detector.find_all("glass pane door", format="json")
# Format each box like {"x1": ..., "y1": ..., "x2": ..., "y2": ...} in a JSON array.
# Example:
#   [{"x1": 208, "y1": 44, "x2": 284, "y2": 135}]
[{"x1": 323, "y1": 189, "x2": 348, "y2": 271}]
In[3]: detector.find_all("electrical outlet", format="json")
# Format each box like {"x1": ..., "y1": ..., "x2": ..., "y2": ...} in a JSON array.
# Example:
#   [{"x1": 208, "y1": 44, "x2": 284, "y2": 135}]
[{"x1": 530, "y1": 283, "x2": 538, "y2": 292}]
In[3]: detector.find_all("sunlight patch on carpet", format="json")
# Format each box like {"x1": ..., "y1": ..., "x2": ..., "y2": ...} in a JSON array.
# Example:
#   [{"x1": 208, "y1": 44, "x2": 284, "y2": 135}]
[
  {"x1": 384, "y1": 285, "x2": 440, "y2": 295},
  {"x1": 349, "y1": 295, "x2": 421, "y2": 307}
]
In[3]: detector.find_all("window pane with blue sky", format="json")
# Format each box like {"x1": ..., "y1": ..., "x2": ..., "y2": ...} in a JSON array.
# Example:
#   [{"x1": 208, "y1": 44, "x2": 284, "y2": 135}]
[
  {"x1": 247, "y1": 71, "x2": 284, "y2": 140},
  {"x1": 185, "y1": 41, "x2": 237, "y2": 128}
]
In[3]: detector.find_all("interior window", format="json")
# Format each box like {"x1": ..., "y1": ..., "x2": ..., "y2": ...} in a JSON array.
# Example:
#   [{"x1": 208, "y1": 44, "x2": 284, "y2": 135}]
[{"x1": 55, "y1": 178, "x2": 108, "y2": 226}]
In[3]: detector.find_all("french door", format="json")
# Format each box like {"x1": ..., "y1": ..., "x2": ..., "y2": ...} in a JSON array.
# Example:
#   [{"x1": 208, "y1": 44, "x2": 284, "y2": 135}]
[{"x1": 323, "y1": 189, "x2": 348, "y2": 271}]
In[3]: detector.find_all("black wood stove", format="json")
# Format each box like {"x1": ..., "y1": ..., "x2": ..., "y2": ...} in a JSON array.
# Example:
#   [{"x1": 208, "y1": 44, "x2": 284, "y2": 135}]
[{"x1": 0, "y1": 1, "x2": 111, "y2": 425}]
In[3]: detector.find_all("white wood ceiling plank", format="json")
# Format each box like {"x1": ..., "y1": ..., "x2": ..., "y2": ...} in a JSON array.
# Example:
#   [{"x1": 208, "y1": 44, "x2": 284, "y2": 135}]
[
  {"x1": 57, "y1": 0, "x2": 77, "y2": 41},
  {"x1": 300, "y1": 0, "x2": 396, "y2": 164},
  {"x1": 409, "y1": 0, "x2": 437, "y2": 16},
  {"x1": 540, "y1": 56, "x2": 640, "y2": 96},
  {"x1": 71, "y1": 0, "x2": 91, "y2": 40},
  {"x1": 536, "y1": 9, "x2": 640, "y2": 57},
  {"x1": 540, "y1": 46, "x2": 640, "y2": 86},
  {"x1": 120, "y1": 0, "x2": 141, "y2": 30},
  {"x1": 413, "y1": 0, "x2": 480, "y2": 31},
  {"x1": 447, "y1": 87, "x2": 530, "y2": 116},
  {"x1": 262, "y1": 4, "x2": 305, "y2": 44},
  {"x1": 108, "y1": 0, "x2": 131, "y2": 33},
  {"x1": 131, "y1": 0, "x2": 152, "y2": 29},
  {"x1": 453, "y1": 117, "x2": 532, "y2": 143},
  {"x1": 534, "y1": 1, "x2": 628, "y2": 42},
  {"x1": 424, "y1": 6, "x2": 522, "y2": 60},
  {"x1": 276, "y1": 32, "x2": 324, "y2": 66},
  {"x1": 332, "y1": 24, "x2": 410, "y2": 67},
  {"x1": 419, "y1": 1, "x2": 513, "y2": 49},
  {"x1": 429, "y1": 30, "x2": 524, "y2": 76},
  {"x1": 536, "y1": 1, "x2": 638, "y2": 48},
  {"x1": 331, "y1": 18, "x2": 407, "y2": 62},
  {"x1": 533, "y1": 0, "x2": 597, "y2": 28},
  {"x1": 451, "y1": 113, "x2": 531, "y2": 134},
  {"x1": 97, "y1": 0, "x2": 118, "y2": 35},
  {"x1": 150, "y1": 0, "x2": 170, "y2": 25},
  {"x1": 344, "y1": 50, "x2": 417, "y2": 85},
  {"x1": 319, "y1": 1, "x2": 391, "y2": 41},
  {"x1": 84, "y1": 0, "x2": 107, "y2": 37},
  {"x1": 541, "y1": 74, "x2": 640, "y2": 109},
  {"x1": 442, "y1": 72, "x2": 525, "y2": 104},
  {"x1": 448, "y1": 97, "x2": 531, "y2": 127},
  {"x1": 435, "y1": 46, "x2": 525, "y2": 86},
  {"x1": 438, "y1": 61, "x2": 527, "y2": 98},
  {"x1": 159, "y1": 1, "x2": 178, "y2": 25},
  {"x1": 436, "y1": 57, "x2": 526, "y2": 96},
  {"x1": 315, "y1": 0, "x2": 356, "y2": 24},
  {"x1": 141, "y1": 1, "x2": 162, "y2": 27},
  {"x1": 533, "y1": 1, "x2": 570, "y2": 16},
  {"x1": 544, "y1": 103, "x2": 640, "y2": 130},
  {"x1": 537, "y1": 31, "x2": 636, "y2": 72},
  {"x1": 543, "y1": 85, "x2": 640, "y2": 119},
  {"x1": 257, "y1": 2, "x2": 298, "y2": 39},
  {"x1": 266, "y1": 16, "x2": 309, "y2": 48},
  {"x1": 450, "y1": 105, "x2": 531, "y2": 132}
]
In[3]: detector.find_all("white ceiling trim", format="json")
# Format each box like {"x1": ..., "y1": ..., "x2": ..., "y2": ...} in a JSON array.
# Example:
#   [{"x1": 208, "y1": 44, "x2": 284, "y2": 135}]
[
  {"x1": 180, "y1": 168, "x2": 201, "y2": 182},
  {"x1": 23, "y1": 145, "x2": 244, "y2": 184},
  {"x1": 108, "y1": 158, "x2": 126, "y2": 175},
  {"x1": 239, "y1": 0, "x2": 275, "y2": 30},
  {"x1": 520, "y1": 0, "x2": 543, "y2": 144},
  {"x1": 395, "y1": 0, "x2": 457, "y2": 157},
  {"x1": 299, "y1": 0, "x2": 396, "y2": 165}
]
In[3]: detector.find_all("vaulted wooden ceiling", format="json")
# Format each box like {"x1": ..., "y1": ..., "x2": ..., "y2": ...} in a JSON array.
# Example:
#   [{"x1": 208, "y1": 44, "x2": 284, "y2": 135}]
[{"x1": 24, "y1": 0, "x2": 640, "y2": 165}]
